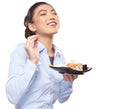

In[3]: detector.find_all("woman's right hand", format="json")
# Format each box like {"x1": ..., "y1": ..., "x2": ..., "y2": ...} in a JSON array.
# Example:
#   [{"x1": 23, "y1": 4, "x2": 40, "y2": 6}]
[{"x1": 25, "y1": 35, "x2": 39, "y2": 64}]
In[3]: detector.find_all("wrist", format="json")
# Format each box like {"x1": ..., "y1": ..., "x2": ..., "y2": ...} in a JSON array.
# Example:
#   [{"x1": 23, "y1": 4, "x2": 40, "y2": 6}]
[{"x1": 29, "y1": 58, "x2": 38, "y2": 64}]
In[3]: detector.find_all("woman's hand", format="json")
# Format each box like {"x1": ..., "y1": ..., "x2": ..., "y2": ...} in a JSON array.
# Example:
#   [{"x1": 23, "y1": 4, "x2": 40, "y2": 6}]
[
  {"x1": 25, "y1": 35, "x2": 39, "y2": 64},
  {"x1": 63, "y1": 73, "x2": 78, "y2": 82}
]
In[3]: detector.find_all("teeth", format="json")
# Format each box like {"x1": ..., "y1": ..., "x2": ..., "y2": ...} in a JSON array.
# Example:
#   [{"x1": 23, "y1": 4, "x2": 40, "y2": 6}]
[{"x1": 48, "y1": 22, "x2": 56, "y2": 26}]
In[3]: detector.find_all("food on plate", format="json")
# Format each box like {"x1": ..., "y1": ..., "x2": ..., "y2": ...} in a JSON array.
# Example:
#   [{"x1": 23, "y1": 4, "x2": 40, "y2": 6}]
[
  {"x1": 49, "y1": 60, "x2": 88, "y2": 71},
  {"x1": 66, "y1": 62, "x2": 82, "y2": 70},
  {"x1": 66, "y1": 62, "x2": 87, "y2": 71}
]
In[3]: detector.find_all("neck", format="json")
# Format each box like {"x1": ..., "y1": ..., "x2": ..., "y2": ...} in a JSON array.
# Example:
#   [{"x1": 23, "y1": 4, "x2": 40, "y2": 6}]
[{"x1": 38, "y1": 35, "x2": 54, "y2": 57}]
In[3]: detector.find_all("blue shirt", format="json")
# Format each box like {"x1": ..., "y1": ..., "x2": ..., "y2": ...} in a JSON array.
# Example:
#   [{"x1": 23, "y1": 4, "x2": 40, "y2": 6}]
[{"x1": 6, "y1": 42, "x2": 73, "y2": 109}]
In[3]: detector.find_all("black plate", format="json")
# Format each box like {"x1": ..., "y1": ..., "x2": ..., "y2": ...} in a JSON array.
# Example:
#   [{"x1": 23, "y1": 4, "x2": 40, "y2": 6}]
[{"x1": 49, "y1": 65, "x2": 92, "y2": 75}]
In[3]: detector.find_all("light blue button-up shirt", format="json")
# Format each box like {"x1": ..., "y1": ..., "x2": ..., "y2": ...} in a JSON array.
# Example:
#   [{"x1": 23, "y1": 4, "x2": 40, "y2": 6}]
[{"x1": 6, "y1": 42, "x2": 73, "y2": 109}]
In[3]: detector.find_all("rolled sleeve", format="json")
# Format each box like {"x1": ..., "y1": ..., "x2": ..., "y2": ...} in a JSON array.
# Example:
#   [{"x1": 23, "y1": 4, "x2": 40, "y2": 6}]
[
  {"x1": 6, "y1": 59, "x2": 38, "y2": 104},
  {"x1": 5, "y1": 43, "x2": 39, "y2": 104},
  {"x1": 58, "y1": 80, "x2": 73, "y2": 103}
]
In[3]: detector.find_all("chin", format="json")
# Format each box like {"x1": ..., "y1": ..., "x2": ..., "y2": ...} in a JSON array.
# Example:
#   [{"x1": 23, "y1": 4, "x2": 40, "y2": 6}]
[
  {"x1": 46, "y1": 28, "x2": 59, "y2": 35},
  {"x1": 50, "y1": 30, "x2": 58, "y2": 34},
  {"x1": 54, "y1": 31, "x2": 59, "y2": 34}
]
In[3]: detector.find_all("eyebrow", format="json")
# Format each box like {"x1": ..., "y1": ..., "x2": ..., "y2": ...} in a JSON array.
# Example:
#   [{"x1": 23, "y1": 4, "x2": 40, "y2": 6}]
[
  {"x1": 39, "y1": 9, "x2": 47, "y2": 13},
  {"x1": 51, "y1": 9, "x2": 56, "y2": 12},
  {"x1": 38, "y1": 8, "x2": 56, "y2": 14}
]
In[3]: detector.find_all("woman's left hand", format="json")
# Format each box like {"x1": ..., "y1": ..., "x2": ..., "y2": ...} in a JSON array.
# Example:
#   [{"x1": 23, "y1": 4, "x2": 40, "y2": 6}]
[{"x1": 63, "y1": 74, "x2": 78, "y2": 82}]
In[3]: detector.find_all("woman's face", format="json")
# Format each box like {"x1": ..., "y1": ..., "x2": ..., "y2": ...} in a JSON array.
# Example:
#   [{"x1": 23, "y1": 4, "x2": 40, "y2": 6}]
[{"x1": 31, "y1": 4, "x2": 60, "y2": 36}]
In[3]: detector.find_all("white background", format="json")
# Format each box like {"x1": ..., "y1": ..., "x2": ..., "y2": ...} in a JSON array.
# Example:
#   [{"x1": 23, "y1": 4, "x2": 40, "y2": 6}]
[{"x1": 0, "y1": 0, "x2": 120, "y2": 109}]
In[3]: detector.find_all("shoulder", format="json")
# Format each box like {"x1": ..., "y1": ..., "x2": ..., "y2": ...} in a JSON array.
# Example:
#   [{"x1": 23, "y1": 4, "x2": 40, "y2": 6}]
[
  {"x1": 11, "y1": 42, "x2": 27, "y2": 57},
  {"x1": 13, "y1": 42, "x2": 25, "y2": 52}
]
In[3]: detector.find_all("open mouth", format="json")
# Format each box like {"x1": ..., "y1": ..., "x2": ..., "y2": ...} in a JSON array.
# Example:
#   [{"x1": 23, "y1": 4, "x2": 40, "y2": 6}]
[{"x1": 47, "y1": 21, "x2": 57, "y2": 26}]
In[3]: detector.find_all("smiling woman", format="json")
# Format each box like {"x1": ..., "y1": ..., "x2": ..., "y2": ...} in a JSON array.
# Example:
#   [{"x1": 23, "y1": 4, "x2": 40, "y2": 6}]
[
  {"x1": 5, "y1": 2, "x2": 78, "y2": 109},
  {"x1": 24, "y1": 2, "x2": 59, "y2": 39}
]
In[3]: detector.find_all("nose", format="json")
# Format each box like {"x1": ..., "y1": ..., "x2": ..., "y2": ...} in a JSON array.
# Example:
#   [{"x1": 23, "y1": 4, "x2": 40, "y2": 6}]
[
  {"x1": 48, "y1": 13, "x2": 56, "y2": 20},
  {"x1": 49, "y1": 18, "x2": 55, "y2": 20}
]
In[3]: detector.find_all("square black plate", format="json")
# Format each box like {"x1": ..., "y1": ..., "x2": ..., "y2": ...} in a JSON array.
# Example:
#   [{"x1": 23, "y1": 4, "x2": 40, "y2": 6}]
[{"x1": 49, "y1": 65, "x2": 92, "y2": 75}]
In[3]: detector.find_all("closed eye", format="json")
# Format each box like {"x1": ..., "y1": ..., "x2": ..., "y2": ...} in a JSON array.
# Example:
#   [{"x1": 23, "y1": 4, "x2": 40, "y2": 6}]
[{"x1": 40, "y1": 13, "x2": 47, "y2": 16}]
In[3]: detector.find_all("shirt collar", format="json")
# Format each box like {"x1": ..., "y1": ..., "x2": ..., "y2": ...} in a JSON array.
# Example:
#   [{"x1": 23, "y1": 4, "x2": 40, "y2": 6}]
[
  {"x1": 38, "y1": 42, "x2": 62, "y2": 57},
  {"x1": 53, "y1": 44, "x2": 63, "y2": 57},
  {"x1": 38, "y1": 42, "x2": 46, "y2": 53}
]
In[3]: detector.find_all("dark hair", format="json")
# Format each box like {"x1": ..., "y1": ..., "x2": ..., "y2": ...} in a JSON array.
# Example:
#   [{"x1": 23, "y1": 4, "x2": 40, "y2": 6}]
[{"x1": 24, "y1": 2, "x2": 51, "y2": 38}]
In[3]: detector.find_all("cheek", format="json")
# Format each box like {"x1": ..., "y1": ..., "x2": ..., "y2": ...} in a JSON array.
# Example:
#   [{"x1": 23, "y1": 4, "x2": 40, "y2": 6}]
[
  {"x1": 57, "y1": 22, "x2": 60, "y2": 29},
  {"x1": 57, "y1": 18, "x2": 60, "y2": 27},
  {"x1": 35, "y1": 17, "x2": 46, "y2": 25},
  {"x1": 34, "y1": 19, "x2": 45, "y2": 29}
]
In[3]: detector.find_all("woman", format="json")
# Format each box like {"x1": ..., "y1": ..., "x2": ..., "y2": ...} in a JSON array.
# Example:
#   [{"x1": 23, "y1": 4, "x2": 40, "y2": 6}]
[{"x1": 6, "y1": 2, "x2": 78, "y2": 109}]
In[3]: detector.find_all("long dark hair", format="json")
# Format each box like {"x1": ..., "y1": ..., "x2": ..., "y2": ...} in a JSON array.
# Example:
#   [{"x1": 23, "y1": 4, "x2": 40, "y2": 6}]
[{"x1": 24, "y1": 2, "x2": 51, "y2": 38}]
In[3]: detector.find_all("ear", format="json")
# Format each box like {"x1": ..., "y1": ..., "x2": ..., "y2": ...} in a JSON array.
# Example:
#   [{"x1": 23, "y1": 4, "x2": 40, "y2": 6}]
[{"x1": 28, "y1": 23, "x2": 36, "y2": 32}]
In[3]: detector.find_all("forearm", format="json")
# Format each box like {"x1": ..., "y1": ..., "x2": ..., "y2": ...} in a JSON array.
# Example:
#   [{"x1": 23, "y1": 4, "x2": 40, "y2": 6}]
[
  {"x1": 6, "y1": 59, "x2": 38, "y2": 104},
  {"x1": 58, "y1": 80, "x2": 73, "y2": 103}
]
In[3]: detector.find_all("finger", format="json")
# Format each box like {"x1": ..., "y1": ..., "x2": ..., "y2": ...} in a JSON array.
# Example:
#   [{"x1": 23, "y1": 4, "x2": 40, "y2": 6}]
[
  {"x1": 33, "y1": 36, "x2": 38, "y2": 48},
  {"x1": 27, "y1": 35, "x2": 38, "y2": 43},
  {"x1": 63, "y1": 74, "x2": 70, "y2": 81},
  {"x1": 72, "y1": 74, "x2": 78, "y2": 80},
  {"x1": 67, "y1": 74, "x2": 75, "y2": 81},
  {"x1": 26, "y1": 35, "x2": 38, "y2": 48},
  {"x1": 63, "y1": 74, "x2": 74, "y2": 82}
]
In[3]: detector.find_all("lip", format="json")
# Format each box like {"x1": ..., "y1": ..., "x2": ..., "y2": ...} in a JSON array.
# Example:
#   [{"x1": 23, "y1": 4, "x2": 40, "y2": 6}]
[{"x1": 47, "y1": 21, "x2": 57, "y2": 26}]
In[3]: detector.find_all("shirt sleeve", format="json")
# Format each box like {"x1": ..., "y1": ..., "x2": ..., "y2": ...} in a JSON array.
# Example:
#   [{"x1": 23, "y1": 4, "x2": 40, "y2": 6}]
[
  {"x1": 58, "y1": 80, "x2": 73, "y2": 103},
  {"x1": 5, "y1": 44, "x2": 38, "y2": 104},
  {"x1": 56, "y1": 50, "x2": 73, "y2": 103}
]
